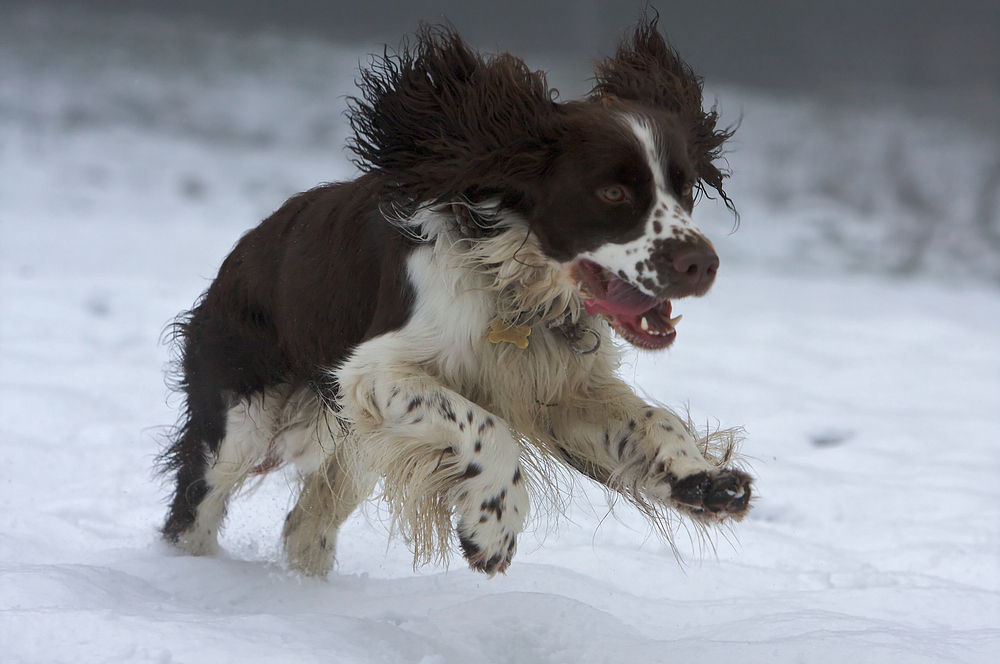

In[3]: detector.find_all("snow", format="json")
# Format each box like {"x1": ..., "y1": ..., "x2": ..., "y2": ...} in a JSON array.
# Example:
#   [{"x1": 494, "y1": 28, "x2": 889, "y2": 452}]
[{"x1": 2, "y1": 7, "x2": 999, "y2": 663}]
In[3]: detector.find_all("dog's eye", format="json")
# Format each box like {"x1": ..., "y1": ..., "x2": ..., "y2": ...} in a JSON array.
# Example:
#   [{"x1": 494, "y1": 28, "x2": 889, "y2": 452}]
[
  {"x1": 681, "y1": 183, "x2": 693, "y2": 199},
  {"x1": 598, "y1": 185, "x2": 629, "y2": 204}
]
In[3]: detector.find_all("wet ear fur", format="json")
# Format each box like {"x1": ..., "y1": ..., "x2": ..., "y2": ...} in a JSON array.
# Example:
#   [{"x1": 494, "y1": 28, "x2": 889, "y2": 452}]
[
  {"x1": 589, "y1": 14, "x2": 736, "y2": 212},
  {"x1": 348, "y1": 24, "x2": 559, "y2": 209}
]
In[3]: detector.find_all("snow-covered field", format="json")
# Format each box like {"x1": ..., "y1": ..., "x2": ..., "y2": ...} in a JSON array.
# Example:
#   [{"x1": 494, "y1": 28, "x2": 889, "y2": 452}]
[{"x1": 2, "y1": 7, "x2": 999, "y2": 663}]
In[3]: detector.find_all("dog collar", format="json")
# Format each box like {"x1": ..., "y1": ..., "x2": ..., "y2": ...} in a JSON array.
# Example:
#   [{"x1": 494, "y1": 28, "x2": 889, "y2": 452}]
[
  {"x1": 549, "y1": 319, "x2": 601, "y2": 355},
  {"x1": 488, "y1": 314, "x2": 601, "y2": 355}
]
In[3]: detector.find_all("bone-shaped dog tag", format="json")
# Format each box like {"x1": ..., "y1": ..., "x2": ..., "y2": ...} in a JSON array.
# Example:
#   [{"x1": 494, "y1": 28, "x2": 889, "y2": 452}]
[{"x1": 488, "y1": 320, "x2": 531, "y2": 349}]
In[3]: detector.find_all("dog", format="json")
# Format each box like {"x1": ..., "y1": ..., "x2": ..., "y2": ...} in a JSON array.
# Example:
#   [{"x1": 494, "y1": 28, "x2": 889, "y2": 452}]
[{"x1": 160, "y1": 16, "x2": 752, "y2": 577}]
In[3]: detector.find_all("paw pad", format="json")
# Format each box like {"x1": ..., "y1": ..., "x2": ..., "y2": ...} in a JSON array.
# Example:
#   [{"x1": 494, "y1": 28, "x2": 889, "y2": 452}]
[{"x1": 669, "y1": 469, "x2": 752, "y2": 520}]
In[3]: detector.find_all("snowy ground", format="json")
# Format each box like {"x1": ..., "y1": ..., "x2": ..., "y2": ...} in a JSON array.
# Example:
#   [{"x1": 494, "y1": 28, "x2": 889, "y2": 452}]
[{"x1": 1, "y1": 7, "x2": 999, "y2": 663}]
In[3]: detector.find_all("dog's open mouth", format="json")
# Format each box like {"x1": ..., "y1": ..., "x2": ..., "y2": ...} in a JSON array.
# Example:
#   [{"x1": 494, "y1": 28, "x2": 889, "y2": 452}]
[{"x1": 574, "y1": 259, "x2": 680, "y2": 350}]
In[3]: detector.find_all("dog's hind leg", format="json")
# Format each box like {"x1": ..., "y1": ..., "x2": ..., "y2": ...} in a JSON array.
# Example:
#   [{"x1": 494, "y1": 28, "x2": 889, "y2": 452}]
[
  {"x1": 162, "y1": 385, "x2": 227, "y2": 554},
  {"x1": 283, "y1": 452, "x2": 366, "y2": 577},
  {"x1": 163, "y1": 392, "x2": 274, "y2": 555}
]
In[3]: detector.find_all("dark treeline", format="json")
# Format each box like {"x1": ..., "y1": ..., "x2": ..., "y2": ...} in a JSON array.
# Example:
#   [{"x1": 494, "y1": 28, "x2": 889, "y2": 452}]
[{"x1": 8, "y1": 0, "x2": 998, "y2": 93}]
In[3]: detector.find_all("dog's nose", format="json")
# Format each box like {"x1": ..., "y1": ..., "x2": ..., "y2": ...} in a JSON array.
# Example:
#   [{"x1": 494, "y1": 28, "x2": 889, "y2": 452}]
[{"x1": 671, "y1": 247, "x2": 719, "y2": 295}]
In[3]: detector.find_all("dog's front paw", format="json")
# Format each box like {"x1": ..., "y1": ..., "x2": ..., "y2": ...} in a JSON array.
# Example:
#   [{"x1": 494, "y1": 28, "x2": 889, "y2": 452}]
[
  {"x1": 665, "y1": 468, "x2": 752, "y2": 521},
  {"x1": 454, "y1": 477, "x2": 529, "y2": 576}
]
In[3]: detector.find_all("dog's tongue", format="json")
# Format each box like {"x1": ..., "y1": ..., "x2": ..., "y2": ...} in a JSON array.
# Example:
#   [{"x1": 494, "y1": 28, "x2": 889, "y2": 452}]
[
  {"x1": 576, "y1": 260, "x2": 678, "y2": 349},
  {"x1": 584, "y1": 273, "x2": 660, "y2": 317}
]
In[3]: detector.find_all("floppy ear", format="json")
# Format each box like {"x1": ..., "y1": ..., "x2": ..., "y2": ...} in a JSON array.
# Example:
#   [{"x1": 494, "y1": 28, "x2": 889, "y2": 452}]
[
  {"x1": 590, "y1": 15, "x2": 736, "y2": 212},
  {"x1": 348, "y1": 24, "x2": 559, "y2": 210}
]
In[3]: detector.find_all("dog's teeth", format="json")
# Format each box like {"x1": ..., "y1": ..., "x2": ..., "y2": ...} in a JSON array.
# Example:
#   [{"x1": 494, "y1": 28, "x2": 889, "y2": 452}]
[
  {"x1": 640, "y1": 317, "x2": 649, "y2": 331},
  {"x1": 669, "y1": 314, "x2": 683, "y2": 327}
]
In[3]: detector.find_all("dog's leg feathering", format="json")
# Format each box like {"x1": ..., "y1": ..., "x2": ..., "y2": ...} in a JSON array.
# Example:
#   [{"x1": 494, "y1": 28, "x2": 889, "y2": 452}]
[
  {"x1": 550, "y1": 380, "x2": 752, "y2": 523},
  {"x1": 339, "y1": 357, "x2": 529, "y2": 576}
]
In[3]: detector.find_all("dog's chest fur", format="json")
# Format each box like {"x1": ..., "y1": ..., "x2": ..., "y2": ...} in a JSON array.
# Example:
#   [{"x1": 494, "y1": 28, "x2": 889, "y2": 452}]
[{"x1": 356, "y1": 213, "x2": 612, "y2": 436}]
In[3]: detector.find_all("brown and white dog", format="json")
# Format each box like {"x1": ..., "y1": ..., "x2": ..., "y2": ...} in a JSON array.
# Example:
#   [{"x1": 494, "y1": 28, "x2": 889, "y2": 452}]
[{"x1": 160, "y1": 17, "x2": 752, "y2": 577}]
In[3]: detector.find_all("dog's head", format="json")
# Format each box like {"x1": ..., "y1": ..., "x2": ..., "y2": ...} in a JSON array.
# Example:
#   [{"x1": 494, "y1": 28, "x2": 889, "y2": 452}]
[{"x1": 350, "y1": 16, "x2": 735, "y2": 350}]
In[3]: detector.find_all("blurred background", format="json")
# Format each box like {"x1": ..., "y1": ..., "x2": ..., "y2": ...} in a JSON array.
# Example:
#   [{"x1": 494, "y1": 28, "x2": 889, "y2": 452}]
[
  {"x1": 10, "y1": 0, "x2": 1000, "y2": 95},
  {"x1": 3, "y1": 0, "x2": 1000, "y2": 281}
]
